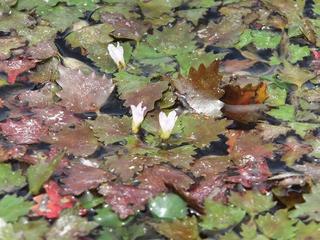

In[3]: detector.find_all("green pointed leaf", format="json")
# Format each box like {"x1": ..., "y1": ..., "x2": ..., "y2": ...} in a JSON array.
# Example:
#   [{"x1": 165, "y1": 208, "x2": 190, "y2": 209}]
[
  {"x1": 200, "y1": 199, "x2": 246, "y2": 230},
  {"x1": 13, "y1": 218, "x2": 49, "y2": 240},
  {"x1": 256, "y1": 209, "x2": 297, "y2": 240},
  {"x1": 229, "y1": 191, "x2": 276, "y2": 216},
  {"x1": 0, "y1": 195, "x2": 32, "y2": 222},
  {"x1": 296, "y1": 221, "x2": 320, "y2": 239},
  {"x1": 0, "y1": 164, "x2": 26, "y2": 194},
  {"x1": 288, "y1": 44, "x2": 310, "y2": 64},
  {"x1": 268, "y1": 104, "x2": 295, "y2": 122},
  {"x1": 27, "y1": 151, "x2": 65, "y2": 194},
  {"x1": 290, "y1": 184, "x2": 320, "y2": 222}
]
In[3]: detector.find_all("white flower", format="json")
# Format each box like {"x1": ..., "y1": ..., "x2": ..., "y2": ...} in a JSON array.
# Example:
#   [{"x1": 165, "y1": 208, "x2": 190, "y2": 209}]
[
  {"x1": 107, "y1": 42, "x2": 125, "y2": 69},
  {"x1": 159, "y1": 110, "x2": 178, "y2": 140},
  {"x1": 130, "y1": 102, "x2": 147, "y2": 134}
]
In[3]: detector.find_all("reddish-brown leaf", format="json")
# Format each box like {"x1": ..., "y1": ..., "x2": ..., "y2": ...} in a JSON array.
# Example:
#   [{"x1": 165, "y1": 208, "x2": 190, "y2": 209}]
[
  {"x1": 57, "y1": 66, "x2": 114, "y2": 112},
  {"x1": 0, "y1": 57, "x2": 38, "y2": 84},
  {"x1": 32, "y1": 181, "x2": 75, "y2": 219},
  {"x1": 122, "y1": 81, "x2": 168, "y2": 112},
  {"x1": 61, "y1": 163, "x2": 114, "y2": 195},
  {"x1": 99, "y1": 183, "x2": 153, "y2": 219},
  {"x1": 137, "y1": 165, "x2": 194, "y2": 195},
  {"x1": 226, "y1": 130, "x2": 274, "y2": 165},
  {"x1": 191, "y1": 155, "x2": 231, "y2": 178},
  {"x1": 0, "y1": 117, "x2": 47, "y2": 144},
  {"x1": 42, "y1": 124, "x2": 98, "y2": 157}
]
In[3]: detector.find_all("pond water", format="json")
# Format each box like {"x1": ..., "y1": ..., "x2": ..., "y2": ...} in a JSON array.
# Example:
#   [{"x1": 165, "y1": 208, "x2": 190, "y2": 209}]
[{"x1": 0, "y1": 0, "x2": 320, "y2": 239}]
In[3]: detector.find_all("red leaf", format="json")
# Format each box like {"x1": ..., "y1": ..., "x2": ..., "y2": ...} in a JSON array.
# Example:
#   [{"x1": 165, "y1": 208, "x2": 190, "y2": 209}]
[
  {"x1": 0, "y1": 117, "x2": 47, "y2": 144},
  {"x1": 32, "y1": 181, "x2": 75, "y2": 218},
  {"x1": 0, "y1": 57, "x2": 37, "y2": 84},
  {"x1": 312, "y1": 49, "x2": 320, "y2": 60}
]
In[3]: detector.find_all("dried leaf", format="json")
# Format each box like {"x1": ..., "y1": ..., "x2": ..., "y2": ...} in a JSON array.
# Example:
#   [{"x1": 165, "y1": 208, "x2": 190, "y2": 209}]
[{"x1": 281, "y1": 137, "x2": 313, "y2": 166}]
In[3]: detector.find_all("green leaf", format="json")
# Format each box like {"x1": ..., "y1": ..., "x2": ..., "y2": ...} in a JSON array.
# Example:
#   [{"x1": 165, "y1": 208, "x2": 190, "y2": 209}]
[
  {"x1": 200, "y1": 199, "x2": 246, "y2": 230},
  {"x1": 240, "y1": 220, "x2": 269, "y2": 240},
  {"x1": 265, "y1": 84, "x2": 287, "y2": 106},
  {"x1": 288, "y1": 122, "x2": 319, "y2": 138},
  {"x1": 114, "y1": 71, "x2": 150, "y2": 96},
  {"x1": 88, "y1": 115, "x2": 131, "y2": 145},
  {"x1": 79, "y1": 191, "x2": 104, "y2": 209},
  {"x1": 0, "y1": 195, "x2": 32, "y2": 222},
  {"x1": 256, "y1": 209, "x2": 297, "y2": 240},
  {"x1": 98, "y1": 224, "x2": 146, "y2": 240},
  {"x1": 146, "y1": 21, "x2": 196, "y2": 56},
  {"x1": 94, "y1": 206, "x2": 130, "y2": 228},
  {"x1": 39, "y1": 5, "x2": 82, "y2": 31},
  {"x1": 17, "y1": 25, "x2": 56, "y2": 46},
  {"x1": 229, "y1": 191, "x2": 276, "y2": 216},
  {"x1": 13, "y1": 218, "x2": 49, "y2": 240},
  {"x1": 149, "y1": 193, "x2": 187, "y2": 220},
  {"x1": 177, "y1": 8, "x2": 208, "y2": 25},
  {"x1": 288, "y1": 44, "x2": 310, "y2": 64},
  {"x1": 0, "y1": 164, "x2": 26, "y2": 194},
  {"x1": 290, "y1": 184, "x2": 320, "y2": 222},
  {"x1": 267, "y1": 104, "x2": 295, "y2": 122},
  {"x1": 236, "y1": 30, "x2": 281, "y2": 49},
  {"x1": 46, "y1": 211, "x2": 98, "y2": 240},
  {"x1": 27, "y1": 151, "x2": 65, "y2": 194},
  {"x1": 296, "y1": 221, "x2": 320, "y2": 239},
  {"x1": 176, "y1": 51, "x2": 226, "y2": 76},
  {"x1": 65, "y1": 24, "x2": 114, "y2": 49}
]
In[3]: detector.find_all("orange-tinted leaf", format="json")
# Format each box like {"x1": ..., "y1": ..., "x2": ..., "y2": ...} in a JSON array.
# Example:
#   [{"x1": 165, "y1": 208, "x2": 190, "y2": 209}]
[
  {"x1": 281, "y1": 137, "x2": 313, "y2": 166},
  {"x1": 222, "y1": 82, "x2": 268, "y2": 105}
]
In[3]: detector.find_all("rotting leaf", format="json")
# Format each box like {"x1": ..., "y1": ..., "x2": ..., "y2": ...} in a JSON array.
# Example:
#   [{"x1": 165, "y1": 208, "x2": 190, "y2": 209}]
[{"x1": 150, "y1": 217, "x2": 201, "y2": 240}]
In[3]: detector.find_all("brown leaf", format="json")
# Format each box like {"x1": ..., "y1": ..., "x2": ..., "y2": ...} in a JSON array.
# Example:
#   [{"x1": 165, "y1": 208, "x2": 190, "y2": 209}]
[
  {"x1": 122, "y1": 81, "x2": 168, "y2": 113},
  {"x1": 105, "y1": 154, "x2": 151, "y2": 182},
  {"x1": 100, "y1": 13, "x2": 150, "y2": 41},
  {"x1": 222, "y1": 104, "x2": 268, "y2": 123},
  {"x1": 57, "y1": 66, "x2": 114, "y2": 112},
  {"x1": 221, "y1": 59, "x2": 257, "y2": 73},
  {"x1": 191, "y1": 155, "x2": 231, "y2": 178},
  {"x1": 61, "y1": 163, "x2": 114, "y2": 195},
  {"x1": 172, "y1": 61, "x2": 225, "y2": 116},
  {"x1": 256, "y1": 123, "x2": 290, "y2": 141},
  {"x1": 99, "y1": 183, "x2": 153, "y2": 219},
  {"x1": 150, "y1": 217, "x2": 201, "y2": 240},
  {"x1": 281, "y1": 137, "x2": 313, "y2": 166},
  {"x1": 43, "y1": 124, "x2": 98, "y2": 157},
  {"x1": 0, "y1": 117, "x2": 47, "y2": 144}
]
